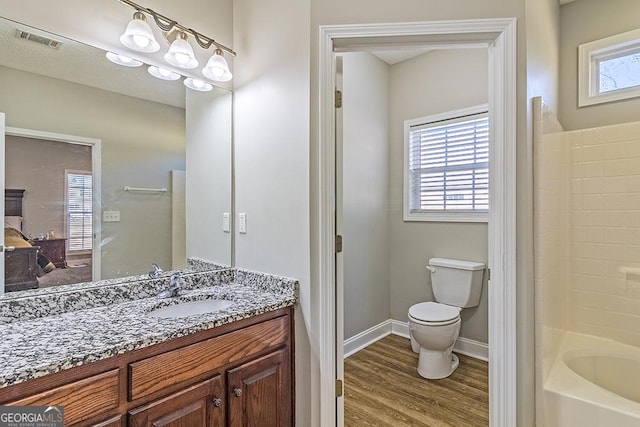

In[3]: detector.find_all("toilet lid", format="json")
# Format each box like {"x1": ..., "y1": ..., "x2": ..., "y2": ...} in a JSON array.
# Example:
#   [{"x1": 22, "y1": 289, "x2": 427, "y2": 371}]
[{"x1": 409, "y1": 302, "x2": 461, "y2": 322}]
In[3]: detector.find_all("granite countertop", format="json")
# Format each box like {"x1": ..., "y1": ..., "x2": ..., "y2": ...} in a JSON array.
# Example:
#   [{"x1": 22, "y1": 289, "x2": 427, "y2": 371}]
[{"x1": 0, "y1": 268, "x2": 298, "y2": 389}]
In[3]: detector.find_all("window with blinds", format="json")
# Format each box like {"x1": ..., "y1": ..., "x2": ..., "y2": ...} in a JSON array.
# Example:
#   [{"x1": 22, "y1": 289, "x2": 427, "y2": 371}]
[
  {"x1": 404, "y1": 106, "x2": 489, "y2": 222},
  {"x1": 66, "y1": 171, "x2": 93, "y2": 251}
]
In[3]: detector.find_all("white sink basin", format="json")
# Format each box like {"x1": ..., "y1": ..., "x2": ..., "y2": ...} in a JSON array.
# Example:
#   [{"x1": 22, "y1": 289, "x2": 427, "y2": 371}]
[{"x1": 148, "y1": 300, "x2": 234, "y2": 318}]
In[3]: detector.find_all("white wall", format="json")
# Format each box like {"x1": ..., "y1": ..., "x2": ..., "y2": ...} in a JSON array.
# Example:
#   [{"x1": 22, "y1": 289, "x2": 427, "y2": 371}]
[
  {"x1": 186, "y1": 88, "x2": 232, "y2": 267},
  {"x1": 232, "y1": 0, "x2": 312, "y2": 425},
  {"x1": 559, "y1": 0, "x2": 640, "y2": 130},
  {"x1": 0, "y1": 66, "x2": 185, "y2": 279},
  {"x1": 341, "y1": 52, "x2": 390, "y2": 340},
  {"x1": 6, "y1": 136, "x2": 92, "y2": 240},
  {"x1": 389, "y1": 49, "x2": 489, "y2": 344}
]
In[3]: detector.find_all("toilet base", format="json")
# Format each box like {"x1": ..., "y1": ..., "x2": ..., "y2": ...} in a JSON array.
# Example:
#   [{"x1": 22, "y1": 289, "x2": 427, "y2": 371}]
[{"x1": 417, "y1": 350, "x2": 459, "y2": 379}]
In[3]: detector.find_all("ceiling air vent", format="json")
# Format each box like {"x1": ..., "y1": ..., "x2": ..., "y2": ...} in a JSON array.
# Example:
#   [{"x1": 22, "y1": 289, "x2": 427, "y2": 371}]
[{"x1": 15, "y1": 29, "x2": 62, "y2": 49}]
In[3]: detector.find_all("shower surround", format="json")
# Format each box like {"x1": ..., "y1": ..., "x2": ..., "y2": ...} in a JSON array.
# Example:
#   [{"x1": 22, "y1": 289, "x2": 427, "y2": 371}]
[{"x1": 534, "y1": 96, "x2": 640, "y2": 425}]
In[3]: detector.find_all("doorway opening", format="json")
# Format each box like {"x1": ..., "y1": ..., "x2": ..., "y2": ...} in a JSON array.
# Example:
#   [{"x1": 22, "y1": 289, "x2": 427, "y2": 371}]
[
  {"x1": 4, "y1": 127, "x2": 102, "y2": 292},
  {"x1": 318, "y1": 18, "x2": 517, "y2": 427}
]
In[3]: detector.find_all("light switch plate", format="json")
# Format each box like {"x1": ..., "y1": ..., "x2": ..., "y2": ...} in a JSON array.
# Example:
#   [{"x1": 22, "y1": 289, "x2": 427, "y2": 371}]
[
  {"x1": 103, "y1": 211, "x2": 120, "y2": 222},
  {"x1": 239, "y1": 213, "x2": 247, "y2": 234},
  {"x1": 223, "y1": 213, "x2": 231, "y2": 232}
]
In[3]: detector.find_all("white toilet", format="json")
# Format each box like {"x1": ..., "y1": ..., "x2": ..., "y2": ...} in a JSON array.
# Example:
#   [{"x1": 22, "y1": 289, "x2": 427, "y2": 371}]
[{"x1": 408, "y1": 257, "x2": 485, "y2": 379}]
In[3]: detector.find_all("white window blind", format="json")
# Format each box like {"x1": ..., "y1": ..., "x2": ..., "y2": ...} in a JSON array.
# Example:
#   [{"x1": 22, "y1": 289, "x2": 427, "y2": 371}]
[
  {"x1": 66, "y1": 172, "x2": 93, "y2": 251},
  {"x1": 407, "y1": 110, "x2": 488, "y2": 219}
]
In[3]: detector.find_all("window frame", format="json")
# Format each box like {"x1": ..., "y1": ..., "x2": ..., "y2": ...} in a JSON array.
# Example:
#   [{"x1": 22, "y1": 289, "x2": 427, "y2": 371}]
[
  {"x1": 403, "y1": 104, "x2": 489, "y2": 223},
  {"x1": 64, "y1": 169, "x2": 93, "y2": 253},
  {"x1": 578, "y1": 28, "x2": 640, "y2": 107}
]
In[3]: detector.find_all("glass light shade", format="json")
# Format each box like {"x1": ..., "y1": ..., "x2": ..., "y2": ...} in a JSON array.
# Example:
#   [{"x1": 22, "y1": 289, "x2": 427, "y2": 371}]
[
  {"x1": 120, "y1": 12, "x2": 160, "y2": 53},
  {"x1": 148, "y1": 66, "x2": 181, "y2": 81},
  {"x1": 184, "y1": 78, "x2": 212, "y2": 92},
  {"x1": 106, "y1": 52, "x2": 143, "y2": 67},
  {"x1": 164, "y1": 33, "x2": 198, "y2": 69},
  {"x1": 202, "y1": 50, "x2": 232, "y2": 82}
]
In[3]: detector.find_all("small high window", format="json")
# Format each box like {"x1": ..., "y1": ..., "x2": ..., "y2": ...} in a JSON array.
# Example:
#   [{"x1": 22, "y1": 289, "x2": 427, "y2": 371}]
[
  {"x1": 404, "y1": 105, "x2": 489, "y2": 223},
  {"x1": 579, "y1": 28, "x2": 640, "y2": 107}
]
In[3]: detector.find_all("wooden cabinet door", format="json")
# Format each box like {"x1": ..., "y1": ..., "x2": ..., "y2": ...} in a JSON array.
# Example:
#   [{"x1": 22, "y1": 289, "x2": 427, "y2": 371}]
[
  {"x1": 128, "y1": 376, "x2": 225, "y2": 427},
  {"x1": 227, "y1": 349, "x2": 291, "y2": 427}
]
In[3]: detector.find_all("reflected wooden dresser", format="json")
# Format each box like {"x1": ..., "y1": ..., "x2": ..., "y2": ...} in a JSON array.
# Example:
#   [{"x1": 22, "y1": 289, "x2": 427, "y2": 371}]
[{"x1": 34, "y1": 238, "x2": 67, "y2": 268}]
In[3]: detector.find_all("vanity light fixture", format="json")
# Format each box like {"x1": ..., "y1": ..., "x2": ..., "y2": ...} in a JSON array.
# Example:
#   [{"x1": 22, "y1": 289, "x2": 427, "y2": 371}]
[
  {"x1": 118, "y1": 0, "x2": 236, "y2": 82},
  {"x1": 202, "y1": 49, "x2": 233, "y2": 82},
  {"x1": 119, "y1": 11, "x2": 160, "y2": 53},
  {"x1": 184, "y1": 77, "x2": 213, "y2": 92},
  {"x1": 164, "y1": 30, "x2": 198, "y2": 69},
  {"x1": 148, "y1": 65, "x2": 181, "y2": 81},
  {"x1": 106, "y1": 52, "x2": 143, "y2": 67}
]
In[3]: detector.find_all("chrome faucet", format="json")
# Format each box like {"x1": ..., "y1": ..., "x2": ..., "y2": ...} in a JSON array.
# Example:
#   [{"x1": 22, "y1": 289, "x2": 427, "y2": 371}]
[
  {"x1": 157, "y1": 271, "x2": 185, "y2": 298},
  {"x1": 149, "y1": 263, "x2": 164, "y2": 279}
]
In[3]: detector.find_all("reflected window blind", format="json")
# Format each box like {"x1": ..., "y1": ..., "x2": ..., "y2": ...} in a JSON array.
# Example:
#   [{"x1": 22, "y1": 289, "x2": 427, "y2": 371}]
[
  {"x1": 66, "y1": 172, "x2": 93, "y2": 251},
  {"x1": 409, "y1": 113, "x2": 489, "y2": 213}
]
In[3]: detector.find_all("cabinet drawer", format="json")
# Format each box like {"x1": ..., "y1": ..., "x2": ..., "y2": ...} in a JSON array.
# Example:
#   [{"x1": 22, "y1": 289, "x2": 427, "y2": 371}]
[
  {"x1": 8, "y1": 369, "x2": 120, "y2": 426},
  {"x1": 129, "y1": 316, "x2": 288, "y2": 401}
]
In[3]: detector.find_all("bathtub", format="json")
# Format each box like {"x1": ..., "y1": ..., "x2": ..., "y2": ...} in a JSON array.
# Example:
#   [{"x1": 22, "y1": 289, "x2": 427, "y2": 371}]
[{"x1": 544, "y1": 332, "x2": 640, "y2": 427}]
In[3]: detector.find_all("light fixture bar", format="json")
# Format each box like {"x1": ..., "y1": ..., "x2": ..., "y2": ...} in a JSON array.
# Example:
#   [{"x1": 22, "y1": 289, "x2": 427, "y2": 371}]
[{"x1": 118, "y1": 0, "x2": 236, "y2": 57}]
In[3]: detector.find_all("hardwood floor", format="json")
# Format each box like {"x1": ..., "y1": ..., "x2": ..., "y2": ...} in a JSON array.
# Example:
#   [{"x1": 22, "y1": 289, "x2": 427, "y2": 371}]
[{"x1": 344, "y1": 334, "x2": 488, "y2": 427}]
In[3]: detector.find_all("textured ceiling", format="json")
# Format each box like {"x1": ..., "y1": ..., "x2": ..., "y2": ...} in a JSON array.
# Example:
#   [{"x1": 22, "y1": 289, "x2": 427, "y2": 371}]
[{"x1": 0, "y1": 17, "x2": 186, "y2": 109}]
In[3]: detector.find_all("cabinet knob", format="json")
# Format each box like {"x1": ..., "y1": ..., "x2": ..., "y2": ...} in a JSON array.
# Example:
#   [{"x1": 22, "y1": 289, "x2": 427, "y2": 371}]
[
  {"x1": 212, "y1": 397, "x2": 223, "y2": 407},
  {"x1": 233, "y1": 388, "x2": 242, "y2": 397}
]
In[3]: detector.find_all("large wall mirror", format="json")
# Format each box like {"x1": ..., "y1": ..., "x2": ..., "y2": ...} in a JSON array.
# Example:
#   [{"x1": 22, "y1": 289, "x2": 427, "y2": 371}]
[{"x1": 0, "y1": 16, "x2": 233, "y2": 295}]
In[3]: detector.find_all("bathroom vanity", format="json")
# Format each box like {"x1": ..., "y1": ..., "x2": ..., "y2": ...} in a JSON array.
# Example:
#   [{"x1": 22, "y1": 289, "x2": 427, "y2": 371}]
[{"x1": 0, "y1": 268, "x2": 298, "y2": 427}]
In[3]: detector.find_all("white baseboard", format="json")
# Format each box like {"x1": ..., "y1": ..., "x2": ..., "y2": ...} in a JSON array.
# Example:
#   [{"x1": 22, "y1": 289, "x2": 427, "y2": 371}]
[
  {"x1": 391, "y1": 319, "x2": 410, "y2": 338},
  {"x1": 454, "y1": 336, "x2": 488, "y2": 361},
  {"x1": 344, "y1": 320, "x2": 392, "y2": 358},
  {"x1": 345, "y1": 319, "x2": 488, "y2": 362}
]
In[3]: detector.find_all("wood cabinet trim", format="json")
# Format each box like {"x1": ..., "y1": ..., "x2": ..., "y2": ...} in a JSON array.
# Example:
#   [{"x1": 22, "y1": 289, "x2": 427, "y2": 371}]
[
  {"x1": 7, "y1": 369, "x2": 120, "y2": 426},
  {"x1": 129, "y1": 316, "x2": 288, "y2": 402}
]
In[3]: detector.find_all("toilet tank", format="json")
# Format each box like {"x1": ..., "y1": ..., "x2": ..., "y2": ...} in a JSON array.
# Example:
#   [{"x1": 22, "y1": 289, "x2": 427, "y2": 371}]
[{"x1": 429, "y1": 258, "x2": 485, "y2": 308}]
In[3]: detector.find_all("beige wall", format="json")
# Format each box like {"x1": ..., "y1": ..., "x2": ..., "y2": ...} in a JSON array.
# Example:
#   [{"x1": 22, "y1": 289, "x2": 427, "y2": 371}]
[
  {"x1": 389, "y1": 49, "x2": 489, "y2": 344},
  {"x1": 6, "y1": 136, "x2": 92, "y2": 240},
  {"x1": 232, "y1": 0, "x2": 312, "y2": 425},
  {"x1": 186, "y1": 89, "x2": 232, "y2": 267},
  {"x1": 559, "y1": 0, "x2": 640, "y2": 130},
  {"x1": 341, "y1": 52, "x2": 390, "y2": 340},
  {"x1": 0, "y1": 66, "x2": 185, "y2": 279}
]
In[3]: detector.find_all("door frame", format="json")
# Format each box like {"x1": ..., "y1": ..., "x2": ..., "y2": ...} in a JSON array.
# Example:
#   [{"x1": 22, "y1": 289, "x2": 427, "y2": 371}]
[
  {"x1": 318, "y1": 18, "x2": 517, "y2": 426},
  {"x1": 5, "y1": 126, "x2": 102, "y2": 282}
]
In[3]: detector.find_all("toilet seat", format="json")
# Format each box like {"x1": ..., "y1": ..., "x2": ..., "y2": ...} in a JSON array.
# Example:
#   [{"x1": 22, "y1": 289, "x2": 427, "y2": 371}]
[{"x1": 409, "y1": 302, "x2": 461, "y2": 326}]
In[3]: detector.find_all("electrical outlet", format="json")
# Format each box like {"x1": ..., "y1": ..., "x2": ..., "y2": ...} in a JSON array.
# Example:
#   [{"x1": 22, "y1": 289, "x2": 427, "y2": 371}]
[
  {"x1": 223, "y1": 213, "x2": 231, "y2": 232},
  {"x1": 239, "y1": 213, "x2": 247, "y2": 234},
  {"x1": 103, "y1": 211, "x2": 120, "y2": 222}
]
